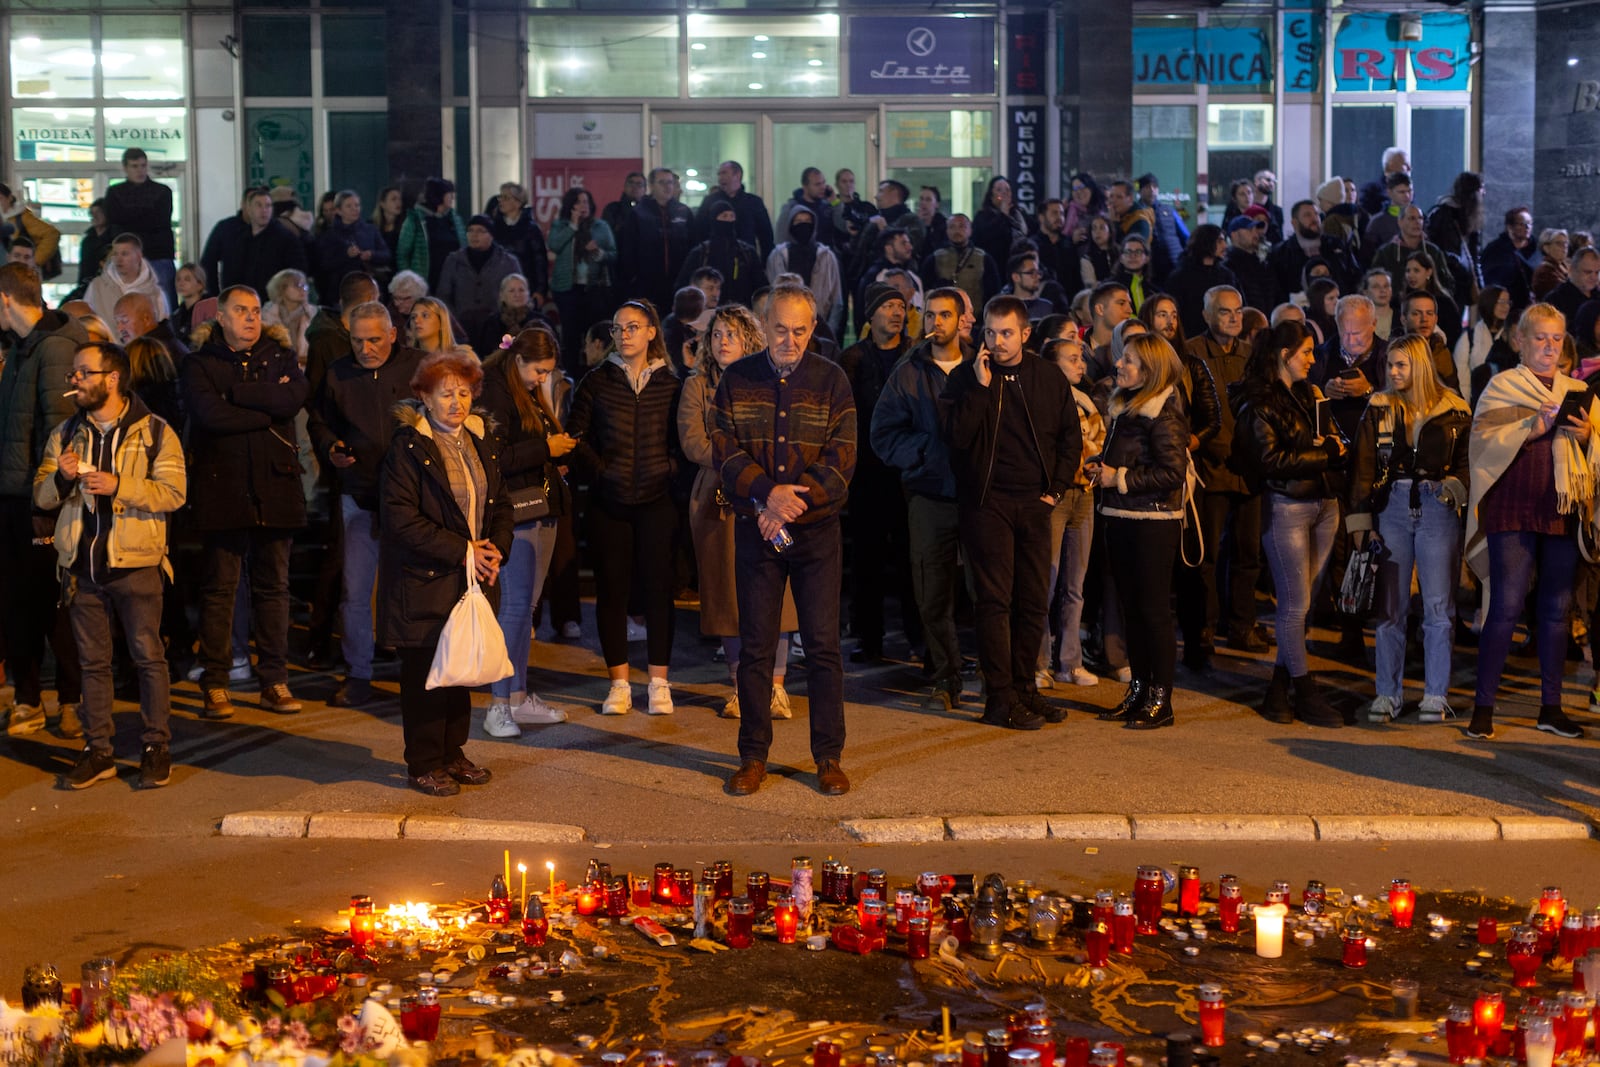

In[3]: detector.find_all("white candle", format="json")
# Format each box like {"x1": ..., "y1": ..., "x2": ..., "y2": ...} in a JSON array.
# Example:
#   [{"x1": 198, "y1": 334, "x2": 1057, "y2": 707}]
[{"x1": 1255, "y1": 903, "x2": 1288, "y2": 958}]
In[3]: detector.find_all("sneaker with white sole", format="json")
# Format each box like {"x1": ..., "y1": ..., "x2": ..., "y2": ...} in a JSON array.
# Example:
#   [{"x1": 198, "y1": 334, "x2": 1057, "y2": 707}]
[
  {"x1": 721, "y1": 693, "x2": 741, "y2": 719},
  {"x1": 771, "y1": 682, "x2": 792, "y2": 720},
  {"x1": 513, "y1": 694, "x2": 568, "y2": 724},
  {"x1": 64, "y1": 747, "x2": 118, "y2": 790},
  {"x1": 626, "y1": 619, "x2": 647, "y2": 642},
  {"x1": 1057, "y1": 666, "x2": 1099, "y2": 687},
  {"x1": 1417, "y1": 694, "x2": 1458, "y2": 722},
  {"x1": 1034, "y1": 669, "x2": 1055, "y2": 691},
  {"x1": 600, "y1": 681, "x2": 633, "y2": 715},
  {"x1": 646, "y1": 679, "x2": 674, "y2": 715},
  {"x1": 6, "y1": 703, "x2": 45, "y2": 736},
  {"x1": 1367, "y1": 694, "x2": 1399, "y2": 723},
  {"x1": 484, "y1": 702, "x2": 522, "y2": 738}
]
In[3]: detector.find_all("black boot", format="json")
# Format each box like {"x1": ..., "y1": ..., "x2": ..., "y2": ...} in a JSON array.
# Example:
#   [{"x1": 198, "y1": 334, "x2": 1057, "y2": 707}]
[
  {"x1": 1019, "y1": 686, "x2": 1066, "y2": 724},
  {"x1": 1466, "y1": 705, "x2": 1495, "y2": 740},
  {"x1": 1261, "y1": 665, "x2": 1293, "y2": 724},
  {"x1": 1292, "y1": 672, "x2": 1342, "y2": 727},
  {"x1": 1098, "y1": 678, "x2": 1145, "y2": 722},
  {"x1": 1125, "y1": 685, "x2": 1174, "y2": 729}
]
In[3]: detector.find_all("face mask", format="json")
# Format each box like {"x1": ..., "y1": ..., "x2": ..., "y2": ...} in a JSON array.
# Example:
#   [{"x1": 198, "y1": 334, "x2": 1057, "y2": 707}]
[
  {"x1": 713, "y1": 219, "x2": 737, "y2": 240},
  {"x1": 790, "y1": 221, "x2": 815, "y2": 244}
]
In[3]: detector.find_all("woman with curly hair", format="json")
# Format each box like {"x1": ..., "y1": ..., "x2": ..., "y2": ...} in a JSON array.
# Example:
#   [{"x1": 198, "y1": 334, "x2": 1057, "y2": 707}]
[{"x1": 678, "y1": 305, "x2": 799, "y2": 719}]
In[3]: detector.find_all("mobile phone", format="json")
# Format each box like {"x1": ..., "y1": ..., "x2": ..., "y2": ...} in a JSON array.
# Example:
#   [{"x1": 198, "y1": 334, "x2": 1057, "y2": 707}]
[
  {"x1": 1555, "y1": 387, "x2": 1593, "y2": 427},
  {"x1": 1337, "y1": 367, "x2": 1365, "y2": 381}
]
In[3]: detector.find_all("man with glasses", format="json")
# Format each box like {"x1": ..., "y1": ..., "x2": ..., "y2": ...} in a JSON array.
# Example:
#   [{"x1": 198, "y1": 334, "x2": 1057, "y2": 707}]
[
  {"x1": 0, "y1": 262, "x2": 88, "y2": 738},
  {"x1": 182, "y1": 285, "x2": 311, "y2": 720},
  {"x1": 619, "y1": 167, "x2": 694, "y2": 313},
  {"x1": 1480, "y1": 206, "x2": 1536, "y2": 313},
  {"x1": 941, "y1": 296, "x2": 1082, "y2": 730},
  {"x1": 1002, "y1": 250, "x2": 1069, "y2": 319},
  {"x1": 35, "y1": 340, "x2": 186, "y2": 790},
  {"x1": 308, "y1": 301, "x2": 423, "y2": 708}
]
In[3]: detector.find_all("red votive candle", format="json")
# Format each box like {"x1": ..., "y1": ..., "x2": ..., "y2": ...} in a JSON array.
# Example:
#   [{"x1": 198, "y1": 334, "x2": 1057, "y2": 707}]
[{"x1": 1197, "y1": 983, "x2": 1226, "y2": 1047}]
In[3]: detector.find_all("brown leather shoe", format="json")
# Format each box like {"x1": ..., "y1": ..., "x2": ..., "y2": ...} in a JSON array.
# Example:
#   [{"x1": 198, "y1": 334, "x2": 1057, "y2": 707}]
[
  {"x1": 816, "y1": 758, "x2": 850, "y2": 796},
  {"x1": 724, "y1": 759, "x2": 767, "y2": 796}
]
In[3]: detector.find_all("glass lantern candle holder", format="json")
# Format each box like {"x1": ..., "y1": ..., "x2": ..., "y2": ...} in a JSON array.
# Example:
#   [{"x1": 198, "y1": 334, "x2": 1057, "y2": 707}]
[
  {"x1": 907, "y1": 917, "x2": 932, "y2": 960},
  {"x1": 1560, "y1": 915, "x2": 1585, "y2": 961},
  {"x1": 1388, "y1": 879, "x2": 1416, "y2": 929},
  {"x1": 1478, "y1": 916, "x2": 1500, "y2": 945},
  {"x1": 1084, "y1": 921, "x2": 1111, "y2": 967},
  {"x1": 673, "y1": 869, "x2": 694, "y2": 908},
  {"x1": 860, "y1": 899, "x2": 889, "y2": 940},
  {"x1": 727, "y1": 897, "x2": 755, "y2": 949},
  {"x1": 1475, "y1": 991, "x2": 1504, "y2": 1051},
  {"x1": 1111, "y1": 897, "x2": 1136, "y2": 954},
  {"x1": 1197, "y1": 983, "x2": 1225, "y2": 1047},
  {"x1": 1029, "y1": 895, "x2": 1062, "y2": 946},
  {"x1": 1539, "y1": 887, "x2": 1567, "y2": 927},
  {"x1": 575, "y1": 883, "x2": 602, "y2": 916},
  {"x1": 1341, "y1": 926, "x2": 1368, "y2": 968},
  {"x1": 652, "y1": 862, "x2": 676, "y2": 904},
  {"x1": 813, "y1": 1041, "x2": 843, "y2": 1067},
  {"x1": 1218, "y1": 878, "x2": 1243, "y2": 934},
  {"x1": 1133, "y1": 866, "x2": 1164, "y2": 935},
  {"x1": 774, "y1": 896, "x2": 799, "y2": 944},
  {"x1": 349, "y1": 895, "x2": 376, "y2": 950},
  {"x1": 1254, "y1": 904, "x2": 1288, "y2": 959},
  {"x1": 606, "y1": 877, "x2": 630, "y2": 918},
  {"x1": 1092, "y1": 890, "x2": 1115, "y2": 929},
  {"x1": 1510, "y1": 926, "x2": 1544, "y2": 989},
  {"x1": 1177, "y1": 866, "x2": 1201, "y2": 918},
  {"x1": 522, "y1": 897, "x2": 549, "y2": 948},
  {"x1": 1523, "y1": 1015, "x2": 1556, "y2": 1067},
  {"x1": 1445, "y1": 1005, "x2": 1474, "y2": 1065},
  {"x1": 746, "y1": 871, "x2": 771, "y2": 913},
  {"x1": 832, "y1": 863, "x2": 854, "y2": 905}
]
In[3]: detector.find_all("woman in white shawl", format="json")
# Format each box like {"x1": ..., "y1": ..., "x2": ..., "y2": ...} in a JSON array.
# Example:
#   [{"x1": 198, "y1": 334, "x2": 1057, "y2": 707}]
[{"x1": 1465, "y1": 303, "x2": 1600, "y2": 741}]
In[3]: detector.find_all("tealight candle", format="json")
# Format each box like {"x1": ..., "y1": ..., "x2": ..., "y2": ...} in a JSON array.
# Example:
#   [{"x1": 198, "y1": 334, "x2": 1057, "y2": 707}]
[{"x1": 1255, "y1": 903, "x2": 1288, "y2": 959}]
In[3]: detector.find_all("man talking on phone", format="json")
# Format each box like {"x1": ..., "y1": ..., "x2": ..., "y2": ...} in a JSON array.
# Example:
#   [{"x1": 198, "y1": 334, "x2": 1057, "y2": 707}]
[{"x1": 941, "y1": 296, "x2": 1082, "y2": 730}]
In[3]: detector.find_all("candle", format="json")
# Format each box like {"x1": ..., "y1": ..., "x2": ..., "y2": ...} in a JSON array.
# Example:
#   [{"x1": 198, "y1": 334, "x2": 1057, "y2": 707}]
[
  {"x1": 1524, "y1": 1015, "x2": 1556, "y2": 1067},
  {"x1": 546, "y1": 861, "x2": 556, "y2": 901},
  {"x1": 1218, "y1": 877, "x2": 1242, "y2": 934},
  {"x1": 1391, "y1": 978, "x2": 1419, "y2": 1019},
  {"x1": 774, "y1": 895, "x2": 799, "y2": 944},
  {"x1": 1478, "y1": 916, "x2": 1500, "y2": 945},
  {"x1": 576, "y1": 885, "x2": 601, "y2": 916},
  {"x1": 349, "y1": 895, "x2": 375, "y2": 949},
  {"x1": 1509, "y1": 926, "x2": 1543, "y2": 988},
  {"x1": 1341, "y1": 925, "x2": 1368, "y2": 968},
  {"x1": 1388, "y1": 879, "x2": 1416, "y2": 929},
  {"x1": 522, "y1": 897, "x2": 548, "y2": 947},
  {"x1": 1539, "y1": 887, "x2": 1567, "y2": 926},
  {"x1": 504, "y1": 850, "x2": 511, "y2": 894},
  {"x1": 908, "y1": 916, "x2": 932, "y2": 959},
  {"x1": 1255, "y1": 903, "x2": 1288, "y2": 958},
  {"x1": 1133, "y1": 865, "x2": 1164, "y2": 935},
  {"x1": 1177, "y1": 866, "x2": 1201, "y2": 918},
  {"x1": 727, "y1": 896, "x2": 755, "y2": 949},
  {"x1": 1578, "y1": 949, "x2": 1600, "y2": 993},
  {"x1": 1084, "y1": 921, "x2": 1111, "y2": 967},
  {"x1": 1445, "y1": 1005, "x2": 1475, "y2": 1065},
  {"x1": 1197, "y1": 983, "x2": 1225, "y2": 1047},
  {"x1": 518, "y1": 863, "x2": 527, "y2": 913},
  {"x1": 1475, "y1": 991, "x2": 1505, "y2": 1051}
]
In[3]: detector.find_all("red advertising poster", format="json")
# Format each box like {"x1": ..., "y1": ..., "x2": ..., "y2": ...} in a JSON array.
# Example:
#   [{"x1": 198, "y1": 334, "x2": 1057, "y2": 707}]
[{"x1": 530, "y1": 157, "x2": 644, "y2": 231}]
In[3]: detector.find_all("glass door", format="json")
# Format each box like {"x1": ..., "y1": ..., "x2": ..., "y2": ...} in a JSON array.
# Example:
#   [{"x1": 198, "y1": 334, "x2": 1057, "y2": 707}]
[
  {"x1": 768, "y1": 115, "x2": 873, "y2": 209},
  {"x1": 14, "y1": 168, "x2": 182, "y2": 305},
  {"x1": 655, "y1": 118, "x2": 756, "y2": 211}
]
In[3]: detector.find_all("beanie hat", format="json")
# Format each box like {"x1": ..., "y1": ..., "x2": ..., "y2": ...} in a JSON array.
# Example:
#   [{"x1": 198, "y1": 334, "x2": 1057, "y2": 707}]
[
  {"x1": 1314, "y1": 177, "x2": 1344, "y2": 210},
  {"x1": 861, "y1": 282, "x2": 906, "y2": 322},
  {"x1": 467, "y1": 213, "x2": 495, "y2": 232}
]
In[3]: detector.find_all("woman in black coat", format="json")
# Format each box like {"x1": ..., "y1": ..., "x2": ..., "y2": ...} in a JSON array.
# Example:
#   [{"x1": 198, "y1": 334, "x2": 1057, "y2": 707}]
[
  {"x1": 378, "y1": 350, "x2": 513, "y2": 797},
  {"x1": 973, "y1": 175, "x2": 1030, "y2": 269},
  {"x1": 1089, "y1": 333, "x2": 1190, "y2": 729}
]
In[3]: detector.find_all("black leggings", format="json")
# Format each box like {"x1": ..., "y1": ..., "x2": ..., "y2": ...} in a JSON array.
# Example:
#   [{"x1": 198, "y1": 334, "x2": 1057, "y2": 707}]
[
  {"x1": 1104, "y1": 516, "x2": 1181, "y2": 690},
  {"x1": 589, "y1": 495, "x2": 676, "y2": 668}
]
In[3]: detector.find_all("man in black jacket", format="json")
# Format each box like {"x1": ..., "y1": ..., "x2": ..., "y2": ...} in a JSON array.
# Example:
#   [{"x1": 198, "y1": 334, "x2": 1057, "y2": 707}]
[
  {"x1": 1480, "y1": 206, "x2": 1536, "y2": 313},
  {"x1": 1548, "y1": 247, "x2": 1599, "y2": 325},
  {"x1": 696, "y1": 161, "x2": 775, "y2": 260},
  {"x1": 182, "y1": 285, "x2": 311, "y2": 720},
  {"x1": 199, "y1": 187, "x2": 309, "y2": 299},
  {"x1": 488, "y1": 183, "x2": 550, "y2": 301},
  {"x1": 941, "y1": 296, "x2": 1082, "y2": 730},
  {"x1": 1268, "y1": 200, "x2": 1360, "y2": 297},
  {"x1": 309, "y1": 302, "x2": 424, "y2": 708},
  {"x1": 105, "y1": 148, "x2": 177, "y2": 307},
  {"x1": 1223, "y1": 215, "x2": 1278, "y2": 314},
  {"x1": 619, "y1": 168, "x2": 693, "y2": 312}
]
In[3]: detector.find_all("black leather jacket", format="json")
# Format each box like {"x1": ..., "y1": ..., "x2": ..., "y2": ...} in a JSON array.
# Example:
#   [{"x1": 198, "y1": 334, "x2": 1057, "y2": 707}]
[
  {"x1": 1097, "y1": 386, "x2": 1189, "y2": 515},
  {"x1": 1346, "y1": 393, "x2": 1471, "y2": 530},
  {"x1": 1230, "y1": 378, "x2": 1346, "y2": 500}
]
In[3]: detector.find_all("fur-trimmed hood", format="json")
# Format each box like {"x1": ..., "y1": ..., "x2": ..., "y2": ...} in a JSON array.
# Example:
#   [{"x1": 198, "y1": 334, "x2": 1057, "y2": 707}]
[
  {"x1": 1109, "y1": 383, "x2": 1175, "y2": 420},
  {"x1": 391, "y1": 397, "x2": 493, "y2": 441},
  {"x1": 189, "y1": 318, "x2": 292, "y2": 352}
]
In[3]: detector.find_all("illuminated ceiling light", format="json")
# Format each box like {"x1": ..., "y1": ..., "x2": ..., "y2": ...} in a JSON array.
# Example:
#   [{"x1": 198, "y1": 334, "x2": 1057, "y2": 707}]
[
  {"x1": 685, "y1": 168, "x2": 698, "y2": 177},
  {"x1": 751, "y1": 51, "x2": 766, "y2": 59},
  {"x1": 143, "y1": 44, "x2": 165, "y2": 56},
  {"x1": 563, "y1": 56, "x2": 582, "y2": 70},
  {"x1": 1569, "y1": 57, "x2": 1581, "y2": 67},
  {"x1": 748, "y1": 82, "x2": 763, "y2": 90},
  {"x1": 50, "y1": 49, "x2": 98, "y2": 69},
  {"x1": 691, "y1": 42, "x2": 707, "y2": 51},
  {"x1": 20, "y1": 36, "x2": 41, "y2": 47},
  {"x1": 807, "y1": 58, "x2": 822, "y2": 67},
  {"x1": 753, "y1": 35, "x2": 769, "y2": 42},
  {"x1": 99, "y1": 50, "x2": 136, "y2": 70}
]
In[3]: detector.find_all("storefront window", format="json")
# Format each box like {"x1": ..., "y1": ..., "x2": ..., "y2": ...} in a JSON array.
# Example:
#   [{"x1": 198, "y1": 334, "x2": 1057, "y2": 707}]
[
  {"x1": 661, "y1": 122, "x2": 756, "y2": 209},
  {"x1": 1132, "y1": 106, "x2": 1197, "y2": 218},
  {"x1": 10, "y1": 16, "x2": 95, "y2": 101},
  {"x1": 13, "y1": 107, "x2": 98, "y2": 163},
  {"x1": 322, "y1": 15, "x2": 386, "y2": 98},
  {"x1": 686, "y1": 14, "x2": 839, "y2": 98},
  {"x1": 101, "y1": 16, "x2": 184, "y2": 101},
  {"x1": 528, "y1": 16, "x2": 678, "y2": 98},
  {"x1": 1206, "y1": 104, "x2": 1273, "y2": 212},
  {"x1": 242, "y1": 15, "x2": 312, "y2": 98},
  {"x1": 104, "y1": 108, "x2": 187, "y2": 163},
  {"x1": 1331, "y1": 104, "x2": 1395, "y2": 193},
  {"x1": 1408, "y1": 107, "x2": 1468, "y2": 208},
  {"x1": 246, "y1": 107, "x2": 316, "y2": 208},
  {"x1": 887, "y1": 166, "x2": 992, "y2": 220},
  {"x1": 886, "y1": 110, "x2": 992, "y2": 160}
]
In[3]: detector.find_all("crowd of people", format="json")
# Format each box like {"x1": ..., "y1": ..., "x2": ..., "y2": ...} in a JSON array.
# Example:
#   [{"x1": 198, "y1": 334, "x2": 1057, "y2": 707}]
[{"x1": 3, "y1": 142, "x2": 1600, "y2": 800}]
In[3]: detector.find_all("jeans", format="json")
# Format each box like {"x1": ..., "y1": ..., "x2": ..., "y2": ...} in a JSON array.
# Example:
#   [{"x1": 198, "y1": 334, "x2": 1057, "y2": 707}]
[
  {"x1": 1200, "y1": 490, "x2": 1263, "y2": 636},
  {"x1": 199, "y1": 528, "x2": 293, "y2": 689},
  {"x1": 907, "y1": 493, "x2": 962, "y2": 688},
  {"x1": 1104, "y1": 516, "x2": 1181, "y2": 689},
  {"x1": 0, "y1": 496, "x2": 81, "y2": 707},
  {"x1": 589, "y1": 495, "x2": 676, "y2": 669},
  {"x1": 1373, "y1": 482, "x2": 1460, "y2": 700},
  {"x1": 69, "y1": 566, "x2": 171, "y2": 751},
  {"x1": 1477, "y1": 529, "x2": 1578, "y2": 707},
  {"x1": 339, "y1": 496, "x2": 381, "y2": 680},
  {"x1": 1262, "y1": 493, "x2": 1339, "y2": 677},
  {"x1": 961, "y1": 492, "x2": 1054, "y2": 709},
  {"x1": 734, "y1": 514, "x2": 845, "y2": 764},
  {"x1": 399, "y1": 645, "x2": 471, "y2": 777},
  {"x1": 1042, "y1": 487, "x2": 1093, "y2": 671},
  {"x1": 492, "y1": 520, "x2": 559, "y2": 699}
]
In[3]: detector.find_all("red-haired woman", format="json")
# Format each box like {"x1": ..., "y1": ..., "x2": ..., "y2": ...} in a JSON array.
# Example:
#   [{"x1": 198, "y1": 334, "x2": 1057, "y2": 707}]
[{"x1": 378, "y1": 350, "x2": 513, "y2": 796}]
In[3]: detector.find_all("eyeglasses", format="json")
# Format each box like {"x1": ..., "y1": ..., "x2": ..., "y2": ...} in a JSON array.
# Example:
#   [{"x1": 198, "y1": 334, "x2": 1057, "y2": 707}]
[
  {"x1": 1015, "y1": 269, "x2": 1040, "y2": 277},
  {"x1": 609, "y1": 323, "x2": 646, "y2": 337},
  {"x1": 65, "y1": 369, "x2": 111, "y2": 383},
  {"x1": 1122, "y1": 247, "x2": 1148, "y2": 258}
]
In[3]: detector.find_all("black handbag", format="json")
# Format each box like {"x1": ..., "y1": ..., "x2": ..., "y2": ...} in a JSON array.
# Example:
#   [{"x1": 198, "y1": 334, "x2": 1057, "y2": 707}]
[{"x1": 507, "y1": 478, "x2": 550, "y2": 522}]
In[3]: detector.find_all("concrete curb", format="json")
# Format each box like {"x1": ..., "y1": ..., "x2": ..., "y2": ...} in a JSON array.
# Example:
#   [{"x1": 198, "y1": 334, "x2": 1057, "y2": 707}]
[{"x1": 219, "y1": 811, "x2": 1594, "y2": 843}]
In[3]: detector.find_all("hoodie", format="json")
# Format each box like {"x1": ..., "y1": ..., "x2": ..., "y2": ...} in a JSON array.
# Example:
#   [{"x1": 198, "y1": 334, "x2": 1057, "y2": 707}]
[{"x1": 85, "y1": 257, "x2": 170, "y2": 324}]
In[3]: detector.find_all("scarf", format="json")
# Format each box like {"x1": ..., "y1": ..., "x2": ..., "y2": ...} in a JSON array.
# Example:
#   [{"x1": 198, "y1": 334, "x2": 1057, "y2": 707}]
[
  {"x1": 1464, "y1": 365, "x2": 1600, "y2": 578},
  {"x1": 1072, "y1": 385, "x2": 1106, "y2": 485}
]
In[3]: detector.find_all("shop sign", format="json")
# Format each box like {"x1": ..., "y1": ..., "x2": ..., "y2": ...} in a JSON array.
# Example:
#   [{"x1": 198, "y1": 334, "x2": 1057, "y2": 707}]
[
  {"x1": 848, "y1": 16, "x2": 995, "y2": 96},
  {"x1": 1332, "y1": 12, "x2": 1471, "y2": 91},
  {"x1": 1132, "y1": 25, "x2": 1272, "y2": 89},
  {"x1": 247, "y1": 109, "x2": 313, "y2": 208},
  {"x1": 1007, "y1": 11, "x2": 1047, "y2": 96},
  {"x1": 1284, "y1": 9, "x2": 1323, "y2": 93},
  {"x1": 531, "y1": 112, "x2": 643, "y2": 230},
  {"x1": 1007, "y1": 106, "x2": 1043, "y2": 219}
]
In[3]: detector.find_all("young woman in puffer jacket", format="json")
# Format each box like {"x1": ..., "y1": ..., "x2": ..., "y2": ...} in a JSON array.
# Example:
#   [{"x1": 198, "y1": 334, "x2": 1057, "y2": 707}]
[
  {"x1": 1088, "y1": 333, "x2": 1190, "y2": 729},
  {"x1": 1231, "y1": 320, "x2": 1350, "y2": 727},
  {"x1": 1346, "y1": 333, "x2": 1470, "y2": 725}
]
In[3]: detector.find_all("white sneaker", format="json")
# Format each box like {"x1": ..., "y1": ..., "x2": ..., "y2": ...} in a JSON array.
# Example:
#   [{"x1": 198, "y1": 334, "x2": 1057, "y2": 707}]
[
  {"x1": 1057, "y1": 666, "x2": 1099, "y2": 687},
  {"x1": 1418, "y1": 694, "x2": 1458, "y2": 722},
  {"x1": 721, "y1": 693, "x2": 741, "y2": 719},
  {"x1": 771, "y1": 682, "x2": 793, "y2": 720},
  {"x1": 1034, "y1": 670, "x2": 1055, "y2": 691},
  {"x1": 626, "y1": 620, "x2": 647, "y2": 642},
  {"x1": 1367, "y1": 694, "x2": 1399, "y2": 723},
  {"x1": 646, "y1": 679, "x2": 674, "y2": 715},
  {"x1": 561, "y1": 621, "x2": 582, "y2": 640},
  {"x1": 600, "y1": 681, "x2": 632, "y2": 716},
  {"x1": 513, "y1": 694, "x2": 568, "y2": 725},
  {"x1": 1114, "y1": 666, "x2": 1133, "y2": 683},
  {"x1": 484, "y1": 702, "x2": 522, "y2": 738}
]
